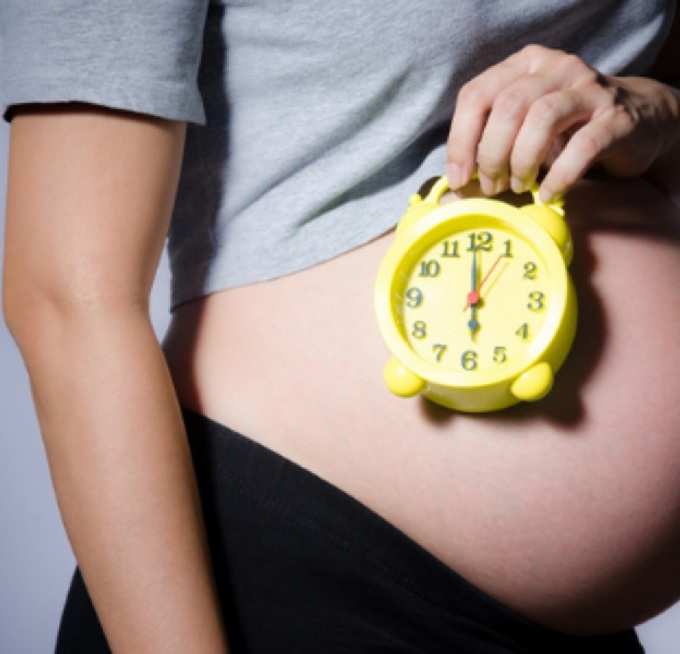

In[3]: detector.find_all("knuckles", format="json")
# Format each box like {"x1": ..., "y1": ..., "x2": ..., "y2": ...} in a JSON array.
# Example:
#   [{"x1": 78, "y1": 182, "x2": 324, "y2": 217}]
[
  {"x1": 519, "y1": 43, "x2": 551, "y2": 60},
  {"x1": 522, "y1": 43, "x2": 598, "y2": 83},
  {"x1": 561, "y1": 53, "x2": 594, "y2": 78},
  {"x1": 450, "y1": 43, "x2": 637, "y2": 188},
  {"x1": 528, "y1": 92, "x2": 567, "y2": 125},
  {"x1": 457, "y1": 80, "x2": 485, "y2": 105},
  {"x1": 494, "y1": 87, "x2": 531, "y2": 119},
  {"x1": 476, "y1": 152, "x2": 507, "y2": 178}
]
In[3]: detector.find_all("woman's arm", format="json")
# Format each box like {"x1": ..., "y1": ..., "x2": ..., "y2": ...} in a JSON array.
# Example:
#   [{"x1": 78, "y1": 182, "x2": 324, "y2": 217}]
[{"x1": 2, "y1": 104, "x2": 229, "y2": 653}]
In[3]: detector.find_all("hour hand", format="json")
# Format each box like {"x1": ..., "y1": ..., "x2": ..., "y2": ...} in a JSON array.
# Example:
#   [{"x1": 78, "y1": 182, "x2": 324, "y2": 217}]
[
  {"x1": 467, "y1": 249, "x2": 480, "y2": 336},
  {"x1": 468, "y1": 305, "x2": 480, "y2": 337},
  {"x1": 464, "y1": 248, "x2": 480, "y2": 311}
]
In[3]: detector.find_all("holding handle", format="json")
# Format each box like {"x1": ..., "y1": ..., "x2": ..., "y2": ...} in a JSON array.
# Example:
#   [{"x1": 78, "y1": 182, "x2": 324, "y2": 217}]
[{"x1": 398, "y1": 168, "x2": 570, "y2": 265}]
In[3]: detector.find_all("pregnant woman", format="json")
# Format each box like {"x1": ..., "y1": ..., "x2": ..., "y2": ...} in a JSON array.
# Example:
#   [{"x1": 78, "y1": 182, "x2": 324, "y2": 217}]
[{"x1": 3, "y1": 2, "x2": 679, "y2": 653}]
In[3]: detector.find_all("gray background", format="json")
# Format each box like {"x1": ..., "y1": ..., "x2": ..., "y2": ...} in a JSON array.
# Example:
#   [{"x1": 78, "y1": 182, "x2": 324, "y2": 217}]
[{"x1": 0, "y1": 118, "x2": 678, "y2": 652}]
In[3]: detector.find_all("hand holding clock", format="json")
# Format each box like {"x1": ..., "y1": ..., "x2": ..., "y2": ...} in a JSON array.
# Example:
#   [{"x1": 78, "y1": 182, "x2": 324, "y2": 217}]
[{"x1": 446, "y1": 44, "x2": 680, "y2": 204}]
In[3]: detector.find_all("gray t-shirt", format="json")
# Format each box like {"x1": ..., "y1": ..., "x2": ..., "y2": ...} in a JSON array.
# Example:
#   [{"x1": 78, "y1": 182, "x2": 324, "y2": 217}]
[{"x1": 1, "y1": 0, "x2": 676, "y2": 312}]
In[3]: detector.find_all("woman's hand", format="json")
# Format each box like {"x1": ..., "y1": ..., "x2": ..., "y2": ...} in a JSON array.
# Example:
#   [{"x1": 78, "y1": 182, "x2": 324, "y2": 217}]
[{"x1": 446, "y1": 43, "x2": 680, "y2": 203}]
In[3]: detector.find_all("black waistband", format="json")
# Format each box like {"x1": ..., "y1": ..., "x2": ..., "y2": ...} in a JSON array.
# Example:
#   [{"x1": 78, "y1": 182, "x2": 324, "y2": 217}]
[{"x1": 179, "y1": 405, "x2": 644, "y2": 654}]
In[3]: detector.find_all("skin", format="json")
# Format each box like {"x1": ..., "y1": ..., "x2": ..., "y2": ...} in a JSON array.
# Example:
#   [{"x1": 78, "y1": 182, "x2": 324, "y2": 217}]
[
  {"x1": 3, "y1": 105, "x2": 230, "y2": 653},
  {"x1": 162, "y1": 42, "x2": 680, "y2": 637},
  {"x1": 445, "y1": 43, "x2": 680, "y2": 204},
  {"x1": 163, "y1": 169, "x2": 680, "y2": 637},
  {"x1": 3, "y1": 27, "x2": 678, "y2": 651}
]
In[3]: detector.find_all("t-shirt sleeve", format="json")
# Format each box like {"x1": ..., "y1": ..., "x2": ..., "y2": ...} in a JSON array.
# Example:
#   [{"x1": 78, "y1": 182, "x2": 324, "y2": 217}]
[{"x1": 0, "y1": 0, "x2": 210, "y2": 126}]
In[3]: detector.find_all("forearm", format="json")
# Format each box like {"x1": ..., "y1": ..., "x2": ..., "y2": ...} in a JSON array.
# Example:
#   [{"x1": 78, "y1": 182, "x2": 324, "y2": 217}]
[{"x1": 9, "y1": 306, "x2": 229, "y2": 653}]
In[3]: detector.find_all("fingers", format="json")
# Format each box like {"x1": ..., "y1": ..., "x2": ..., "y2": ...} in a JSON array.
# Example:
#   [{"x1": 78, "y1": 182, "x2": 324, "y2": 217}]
[
  {"x1": 446, "y1": 44, "x2": 611, "y2": 200},
  {"x1": 475, "y1": 75, "x2": 567, "y2": 195},
  {"x1": 509, "y1": 88, "x2": 597, "y2": 194},
  {"x1": 538, "y1": 106, "x2": 633, "y2": 201},
  {"x1": 446, "y1": 57, "x2": 528, "y2": 189}
]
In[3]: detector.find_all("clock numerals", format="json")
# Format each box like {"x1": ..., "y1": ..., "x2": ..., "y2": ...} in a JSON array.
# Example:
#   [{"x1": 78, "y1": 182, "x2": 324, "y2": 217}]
[
  {"x1": 527, "y1": 290, "x2": 545, "y2": 311},
  {"x1": 441, "y1": 239, "x2": 460, "y2": 257},
  {"x1": 404, "y1": 229, "x2": 547, "y2": 372},
  {"x1": 461, "y1": 349, "x2": 478, "y2": 370},
  {"x1": 432, "y1": 343, "x2": 447, "y2": 362},
  {"x1": 493, "y1": 346, "x2": 507, "y2": 363},
  {"x1": 466, "y1": 231, "x2": 493, "y2": 252},
  {"x1": 412, "y1": 341, "x2": 516, "y2": 368},
  {"x1": 405, "y1": 287, "x2": 423, "y2": 308},
  {"x1": 418, "y1": 259, "x2": 441, "y2": 277},
  {"x1": 516, "y1": 322, "x2": 529, "y2": 340},
  {"x1": 412, "y1": 320, "x2": 427, "y2": 339},
  {"x1": 523, "y1": 261, "x2": 538, "y2": 279}
]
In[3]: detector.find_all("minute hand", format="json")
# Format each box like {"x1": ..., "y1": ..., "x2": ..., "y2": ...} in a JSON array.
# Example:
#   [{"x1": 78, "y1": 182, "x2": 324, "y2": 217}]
[
  {"x1": 467, "y1": 249, "x2": 480, "y2": 335},
  {"x1": 463, "y1": 252, "x2": 504, "y2": 311}
]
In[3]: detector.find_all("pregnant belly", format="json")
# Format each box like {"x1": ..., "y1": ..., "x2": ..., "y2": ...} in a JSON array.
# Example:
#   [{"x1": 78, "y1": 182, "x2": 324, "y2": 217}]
[{"x1": 162, "y1": 175, "x2": 680, "y2": 636}]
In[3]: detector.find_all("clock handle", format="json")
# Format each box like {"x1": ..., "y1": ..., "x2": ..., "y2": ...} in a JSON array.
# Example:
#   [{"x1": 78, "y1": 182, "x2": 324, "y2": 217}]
[
  {"x1": 419, "y1": 174, "x2": 452, "y2": 205},
  {"x1": 400, "y1": 171, "x2": 572, "y2": 264},
  {"x1": 529, "y1": 184, "x2": 565, "y2": 216},
  {"x1": 421, "y1": 169, "x2": 566, "y2": 213},
  {"x1": 395, "y1": 177, "x2": 448, "y2": 237},
  {"x1": 395, "y1": 174, "x2": 466, "y2": 236}
]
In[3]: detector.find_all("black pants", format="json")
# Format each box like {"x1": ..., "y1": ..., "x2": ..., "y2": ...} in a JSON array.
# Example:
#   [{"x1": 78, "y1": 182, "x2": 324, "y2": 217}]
[{"x1": 55, "y1": 406, "x2": 645, "y2": 653}]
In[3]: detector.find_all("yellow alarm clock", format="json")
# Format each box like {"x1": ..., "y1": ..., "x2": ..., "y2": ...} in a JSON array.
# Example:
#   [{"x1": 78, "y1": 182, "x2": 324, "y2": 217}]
[{"x1": 374, "y1": 172, "x2": 577, "y2": 412}]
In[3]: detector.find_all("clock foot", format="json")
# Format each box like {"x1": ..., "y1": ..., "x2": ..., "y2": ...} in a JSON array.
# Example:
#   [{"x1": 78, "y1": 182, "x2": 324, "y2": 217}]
[
  {"x1": 383, "y1": 357, "x2": 425, "y2": 397},
  {"x1": 510, "y1": 361, "x2": 554, "y2": 402}
]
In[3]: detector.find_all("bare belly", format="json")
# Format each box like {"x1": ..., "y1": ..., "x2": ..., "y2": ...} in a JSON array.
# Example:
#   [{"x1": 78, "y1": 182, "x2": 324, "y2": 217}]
[{"x1": 161, "y1": 175, "x2": 680, "y2": 636}]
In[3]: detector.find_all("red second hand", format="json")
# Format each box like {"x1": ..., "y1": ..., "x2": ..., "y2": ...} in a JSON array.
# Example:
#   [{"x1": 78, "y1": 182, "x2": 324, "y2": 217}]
[{"x1": 463, "y1": 253, "x2": 505, "y2": 310}]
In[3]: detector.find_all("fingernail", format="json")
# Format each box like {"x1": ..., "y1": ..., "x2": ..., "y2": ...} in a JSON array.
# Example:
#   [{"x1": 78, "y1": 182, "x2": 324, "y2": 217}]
[
  {"x1": 447, "y1": 162, "x2": 463, "y2": 189},
  {"x1": 493, "y1": 175, "x2": 508, "y2": 195},
  {"x1": 478, "y1": 172, "x2": 494, "y2": 195},
  {"x1": 539, "y1": 185, "x2": 553, "y2": 203},
  {"x1": 510, "y1": 176, "x2": 524, "y2": 194}
]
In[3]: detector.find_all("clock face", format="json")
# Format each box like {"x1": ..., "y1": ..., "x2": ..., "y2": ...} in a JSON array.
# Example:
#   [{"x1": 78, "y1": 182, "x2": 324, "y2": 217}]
[{"x1": 397, "y1": 223, "x2": 555, "y2": 378}]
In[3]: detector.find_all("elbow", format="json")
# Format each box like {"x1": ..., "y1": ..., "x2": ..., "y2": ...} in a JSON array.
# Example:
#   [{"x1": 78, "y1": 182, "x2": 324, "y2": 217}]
[{"x1": 3, "y1": 279, "x2": 149, "y2": 350}]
